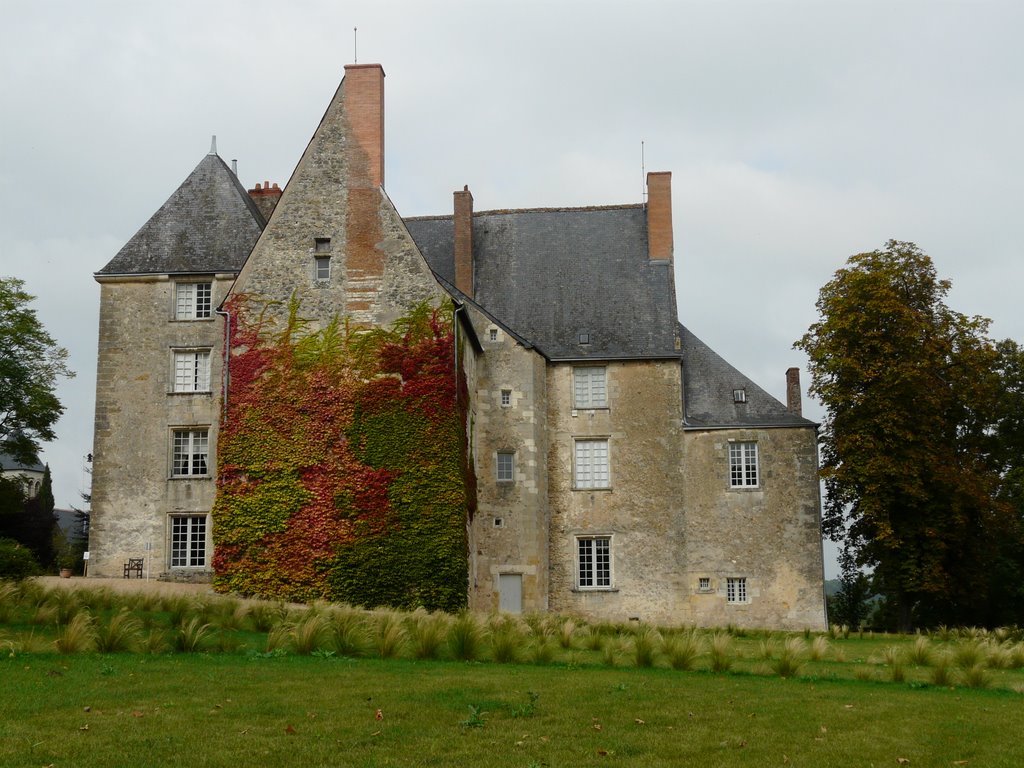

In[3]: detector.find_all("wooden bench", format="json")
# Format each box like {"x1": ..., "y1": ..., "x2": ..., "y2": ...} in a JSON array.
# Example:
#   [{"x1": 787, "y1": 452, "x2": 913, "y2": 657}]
[{"x1": 123, "y1": 558, "x2": 143, "y2": 579}]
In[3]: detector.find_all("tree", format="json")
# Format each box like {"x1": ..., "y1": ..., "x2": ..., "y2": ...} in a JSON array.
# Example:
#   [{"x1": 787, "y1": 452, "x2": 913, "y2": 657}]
[
  {"x1": 0, "y1": 465, "x2": 56, "y2": 570},
  {"x1": 0, "y1": 276, "x2": 74, "y2": 464},
  {"x1": 796, "y1": 241, "x2": 1009, "y2": 630}
]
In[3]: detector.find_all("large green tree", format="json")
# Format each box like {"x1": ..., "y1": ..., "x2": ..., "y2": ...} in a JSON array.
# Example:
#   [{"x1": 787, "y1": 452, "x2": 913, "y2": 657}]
[
  {"x1": 796, "y1": 241, "x2": 1011, "y2": 630},
  {"x1": 0, "y1": 277, "x2": 74, "y2": 464}
]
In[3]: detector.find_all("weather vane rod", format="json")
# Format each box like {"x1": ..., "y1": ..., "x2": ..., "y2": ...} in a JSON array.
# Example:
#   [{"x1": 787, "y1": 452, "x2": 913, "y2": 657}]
[{"x1": 354, "y1": 27, "x2": 358, "y2": 63}]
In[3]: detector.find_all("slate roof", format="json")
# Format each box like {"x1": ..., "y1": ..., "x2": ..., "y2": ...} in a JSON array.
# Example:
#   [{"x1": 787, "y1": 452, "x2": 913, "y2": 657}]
[
  {"x1": 96, "y1": 153, "x2": 265, "y2": 277},
  {"x1": 405, "y1": 206, "x2": 680, "y2": 361},
  {"x1": 0, "y1": 451, "x2": 45, "y2": 473},
  {"x1": 680, "y1": 324, "x2": 815, "y2": 429}
]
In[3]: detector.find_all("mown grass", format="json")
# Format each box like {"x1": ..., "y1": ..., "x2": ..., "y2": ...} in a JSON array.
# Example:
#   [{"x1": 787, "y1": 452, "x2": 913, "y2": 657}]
[{"x1": 2, "y1": 654, "x2": 1023, "y2": 767}]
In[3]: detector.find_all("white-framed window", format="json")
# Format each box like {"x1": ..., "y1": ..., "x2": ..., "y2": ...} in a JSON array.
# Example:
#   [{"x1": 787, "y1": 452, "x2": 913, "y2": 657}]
[
  {"x1": 726, "y1": 577, "x2": 748, "y2": 604},
  {"x1": 175, "y1": 282, "x2": 212, "y2": 320},
  {"x1": 500, "y1": 389, "x2": 512, "y2": 407},
  {"x1": 698, "y1": 577, "x2": 711, "y2": 592},
  {"x1": 170, "y1": 515, "x2": 207, "y2": 568},
  {"x1": 574, "y1": 438, "x2": 609, "y2": 489},
  {"x1": 573, "y1": 366, "x2": 607, "y2": 408},
  {"x1": 733, "y1": 388, "x2": 747, "y2": 403},
  {"x1": 172, "y1": 429, "x2": 209, "y2": 477},
  {"x1": 496, "y1": 451, "x2": 515, "y2": 483},
  {"x1": 577, "y1": 535, "x2": 612, "y2": 589},
  {"x1": 173, "y1": 349, "x2": 211, "y2": 392},
  {"x1": 729, "y1": 441, "x2": 759, "y2": 488}
]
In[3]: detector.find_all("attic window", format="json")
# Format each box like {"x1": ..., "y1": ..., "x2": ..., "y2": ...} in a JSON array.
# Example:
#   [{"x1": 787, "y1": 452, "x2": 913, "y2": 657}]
[
  {"x1": 733, "y1": 388, "x2": 747, "y2": 403},
  {"x1": 578, "y1": 333, "x2": 591, "y2": 345},
  {"x1": 489, "y1": 328, "x2": 498, "y2": 342},
  {"x1": 314, "y1": 237, "x2": 331, "y2": 253}
]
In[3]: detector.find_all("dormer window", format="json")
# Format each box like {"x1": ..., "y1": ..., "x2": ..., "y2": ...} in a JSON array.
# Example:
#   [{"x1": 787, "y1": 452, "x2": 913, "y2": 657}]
[{"x1": 733, "y1": 388, "x2": 747, "y2": 403}]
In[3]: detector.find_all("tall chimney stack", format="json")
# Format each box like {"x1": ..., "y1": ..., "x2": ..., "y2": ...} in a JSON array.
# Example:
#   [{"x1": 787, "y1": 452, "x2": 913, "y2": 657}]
[
  {"x1": 646, "y1": 171, "x2": 673, "y2": 261},
  {"x1": 343, "y1": 64, "x2": 385, "y2": 188},
  {"x1": 454, "y1": 186, "x2": 474, "y2": 298},
  {"x1": 786, "y1": 367, "x2": 803, "y2": 416}
]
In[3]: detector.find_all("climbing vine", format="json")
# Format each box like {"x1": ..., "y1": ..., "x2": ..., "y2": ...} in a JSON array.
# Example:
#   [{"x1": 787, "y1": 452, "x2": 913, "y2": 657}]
[{"x1": 211, "y1": 296, "x2": 469, "y2": 611}]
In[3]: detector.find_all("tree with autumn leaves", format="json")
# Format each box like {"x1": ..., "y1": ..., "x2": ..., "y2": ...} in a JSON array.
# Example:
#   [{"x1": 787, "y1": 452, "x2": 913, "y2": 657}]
[{"x1": 797, "y1": 241, "x2": 1023, "y2": 630}]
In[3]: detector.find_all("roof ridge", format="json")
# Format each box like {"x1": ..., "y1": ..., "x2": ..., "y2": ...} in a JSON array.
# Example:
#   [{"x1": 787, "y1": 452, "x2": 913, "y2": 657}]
[{"x1": 404, "y1": 203, "x2": 644, "y2": 222}]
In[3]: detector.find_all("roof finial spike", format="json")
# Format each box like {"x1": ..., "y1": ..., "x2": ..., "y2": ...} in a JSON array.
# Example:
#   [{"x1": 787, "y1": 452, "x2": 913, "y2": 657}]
[
  {"x1": 353, "y1": 27, "x2": 358, "y2": 63},
  {"x1": 209, "y1": 135, "x2": 217, "y2": 156}
]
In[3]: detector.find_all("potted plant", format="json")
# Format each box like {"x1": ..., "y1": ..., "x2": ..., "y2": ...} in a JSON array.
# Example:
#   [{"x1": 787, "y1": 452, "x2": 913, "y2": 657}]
[{"x1": 53, "y1": 530, "x2": 77, "y2": 578}]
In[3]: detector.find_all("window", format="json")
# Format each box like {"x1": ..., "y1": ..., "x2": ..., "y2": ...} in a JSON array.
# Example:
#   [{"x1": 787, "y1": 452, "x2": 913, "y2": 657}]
[
  {"x1": 314, "y1": 237, "x2": 331, "y2": 253},
  {"x1": 577, "y1": 536, "x2": 611, "y2": 589},
  {"x1": 698, "y1": 577, "x2": 711, "y2": 592},
  {"x1": 574, "y1": 439, "x2": 609, "y2": 489},
  {"x1": 171, "y1": 515, "x2": 207, "y2": 567},
  {"x1": 726, "y1": 577, "x2": 748, "y2": 604},
  {"x1": 574, "y1": 366, "x2": 607, "y2": 408},
  {"x1": 175, "y1": 282, "x2": 212, "y2": 320},
  {"x1": 729, "y1": 441, "x2": 759, "y2": 488},
  {"x1": 489, "y1": 328, "x2": 498, "y2": 342},
  {"x1": 315, "y1": 256, "x2": 331, "y2": 281},
  {"x1": 496, "y1": 451, "x2": 515, "y2": 482},
  {"x1": 733, "y1": 388, "x2": 747, "y2": 403},
  {"x1": 172, "y1": 429, "x2": 209, "y2": 477},
  {"x1": 173, "y1": 350, "x2": 211, "y2": 392},
  {"x1": 500, "y1": 389, "x2": 512, "y2": 407}
]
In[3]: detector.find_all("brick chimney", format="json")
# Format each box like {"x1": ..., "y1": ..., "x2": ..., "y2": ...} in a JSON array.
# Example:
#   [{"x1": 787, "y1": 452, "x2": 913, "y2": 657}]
[
  {"x1": 343, "y1": 63, "x2": 385, "y2": 189},
  {"x1": 248, "y1": 181, "x2": 282, "y2": 221},
  {"x1": 646, "y1": 171, "x2": 673, "y2": 261},
  {"x1": 786, "y1": 367, "x2": 803, "y2": 416},
  {"x1": 454, "y1": 186, "x2": 474, "y2": 298}
]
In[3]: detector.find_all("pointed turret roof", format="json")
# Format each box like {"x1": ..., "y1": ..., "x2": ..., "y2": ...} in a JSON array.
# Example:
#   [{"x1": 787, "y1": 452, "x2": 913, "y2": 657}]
[{"x1": 96, "y1": 153, "x2": 265, "y2": 276}]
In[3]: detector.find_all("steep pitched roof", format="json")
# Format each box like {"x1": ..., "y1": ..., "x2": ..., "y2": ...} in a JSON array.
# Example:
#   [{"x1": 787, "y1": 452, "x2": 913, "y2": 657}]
[
  {"x1": 96, "y1": 153, "x2": 265, "y2": 277},
  {"x1": 680, "y1": 324, "x2": 815, "y2": 429},
  {"x1": 0, "y1": 451, "x2": 45, "y2": 473},
  {"x1": 405, "y1": 206, "x2": 680, "y2": 361}
]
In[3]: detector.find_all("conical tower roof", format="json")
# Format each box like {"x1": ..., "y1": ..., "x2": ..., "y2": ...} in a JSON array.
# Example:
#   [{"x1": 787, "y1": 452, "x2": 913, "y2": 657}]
[{"x1": 97, "y1": 152, "x2": 265, "y2": 276}]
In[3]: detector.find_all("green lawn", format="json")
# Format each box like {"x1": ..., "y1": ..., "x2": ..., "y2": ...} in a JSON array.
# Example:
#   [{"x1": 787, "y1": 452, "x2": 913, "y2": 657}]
[{"x1": 2, "y1": 654, "x2": 1023, "y2": 767}]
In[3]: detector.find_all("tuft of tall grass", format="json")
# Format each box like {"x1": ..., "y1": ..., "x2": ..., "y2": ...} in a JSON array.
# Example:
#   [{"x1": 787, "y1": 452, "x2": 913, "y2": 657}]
[
  {"x1": 709, "y1": 632, "x2": 733, "y2": 673},
  {"x1": 247, "y1": 603, "x2": 279, "y2": 633},
  {"x1": 489, "y1": 618, "x2": 524, "y2": 664},
  {"x1": 773, "y1": 636, "x2": 805, "y2": 678},
  {"x1": 953, "y1": 640, "x2": 987, "y2": 669},
  {"x1": 584, "y1": 627, "x2": 604, "y2": 651},
  {"x1": 632, "y1": 626, "x2": 661, "y2": 668},
  {"x1": 409, "y1": 612, "x2": 448, "y2": 660},
  {"x1": 929, "y1": 652, "x2": 955, "y2": 687},
  {"x1": 290, "y1": 613, "x2": 331, "y2": 656},
  {"x1": 144, "y1": 629, "x2": 168, "y2": 654},
  {"x1": 266, "y1": 624, "x2": 290, "y2": 653},
  {"x1": 371, "y1": 612, "x2": 407, "y2": 659},
  {"x1": 55, "y1": 612, "x2": 97, "y2": 654},
  {"x1": 7, "y1": 629, "x2": 53, "y2": 654},
  {"x1": 330, "y1": 608, "x2": 367, "y2": 657},
  {"x1": 95, "y1": 608, "x2": 143, "y2": 653},
  {"x1": 962, "y1": 663, "x2": 992, "y2": 689},
  {"x1": 175, "y1": 617, "x2": 212, "y2": 653},
  {"x1": 908, "y1": 636, "x2": 935, "y2": 666},
  {"x1": 557, "y1": 618, "x2": 578, "y2": 649},
  {"x1": 809, "y1": 636, "x2": 830, "y2": 662},
  {"x1": 449, "y1": 613, "x2": 484, "y2": 661},
  {"x1": 662, "y1": 630, "x2": 702, "y2": 671},
  {"x1": 758, "y1": 636, "x2": 779, "y2": 660},
  {"x1": 530, "y1": 637, "x2": 556, "y2": 665}
]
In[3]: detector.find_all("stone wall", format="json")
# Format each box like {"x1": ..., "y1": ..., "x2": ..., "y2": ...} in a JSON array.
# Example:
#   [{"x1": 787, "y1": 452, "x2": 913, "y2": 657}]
[
  {"x1": 466, "y1": 310, "x2": 549, "y2": 613},
  {"x1": 90, "y1": 275, "x2": 231, "y2": 579}
]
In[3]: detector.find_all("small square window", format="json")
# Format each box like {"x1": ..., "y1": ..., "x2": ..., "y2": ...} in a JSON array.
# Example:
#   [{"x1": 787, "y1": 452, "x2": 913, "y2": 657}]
[
  {"x1": 500, "y1": 389, "x2": 512, "y2": 407},
  {"x1": 314, "y1": 237, "x2": 331, "y2": 253},
  {"x1": 497, "y1": 451, "x2": 515, "y2": 482},
  {"x1": 578, "y1": 332, "x2": 590, "y2": 345},
  {"x1": 727, "y1": 577, "x2": 748, "y2": 604},
  {"x1": 315, "y1": 256, "x2": 331, "y2": 281},
  {"x1": 493, "y1": 517, "x2": 504, "y2": 528},
  {"x1": 489, "y1": 328, "x2": 498, "y2": 342},
  {"x1": 733, "y1": 388, "x2": 747, "y2": 403},
  {"x1": 698, "y1": 577, "x2": 711, "y2": 592}
]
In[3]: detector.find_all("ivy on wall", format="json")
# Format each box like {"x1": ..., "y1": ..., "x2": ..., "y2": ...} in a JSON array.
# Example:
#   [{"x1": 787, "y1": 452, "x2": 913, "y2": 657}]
[{"x1": 211, "y1": 297, "x2": 469, "y2": 611}]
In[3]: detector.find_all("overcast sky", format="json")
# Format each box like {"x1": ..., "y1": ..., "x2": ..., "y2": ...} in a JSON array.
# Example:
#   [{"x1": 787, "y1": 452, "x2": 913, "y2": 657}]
[{"x1": 3, "y1": 1, "x2": 1022, "y2": 578}]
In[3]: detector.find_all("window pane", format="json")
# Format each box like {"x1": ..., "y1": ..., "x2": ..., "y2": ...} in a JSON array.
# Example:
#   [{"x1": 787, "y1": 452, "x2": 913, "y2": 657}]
[
  {"x1": 497, "y1": 452, "x2": 514, "y2": 482},
  {"x1": 729, "y1": 442, "x2": 758, "y2": 487},
  {"x1": 574, "y1": 367, "x2": 607, "y2": 408},
  {"x1": 575, "y1": 439, "x2": 609, "y2": 489},
  {"x1": 578, "y1": 538, "x2": 593, "y2": 587},
  {"x1": 175, "y1": 283, "x2": 213, "y2": 320},
  {"x1": 173, "y1": 351, "x2": 211, "y2": 392},
  {"x1": 172, "y1": 429, "x2": 209, "y2": 476},
  {"x1": 315, "y1": 256, "x2": 331, "y2": 280},
  {"x1": 577, "y1": 536, "x2": 610, "y2": 589}
]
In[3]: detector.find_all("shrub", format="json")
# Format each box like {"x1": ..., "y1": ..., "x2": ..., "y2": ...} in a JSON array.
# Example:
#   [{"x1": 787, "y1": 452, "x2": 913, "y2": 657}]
[{"x1": 0, "y1": 538, "x2": 40, "y2": 580}]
